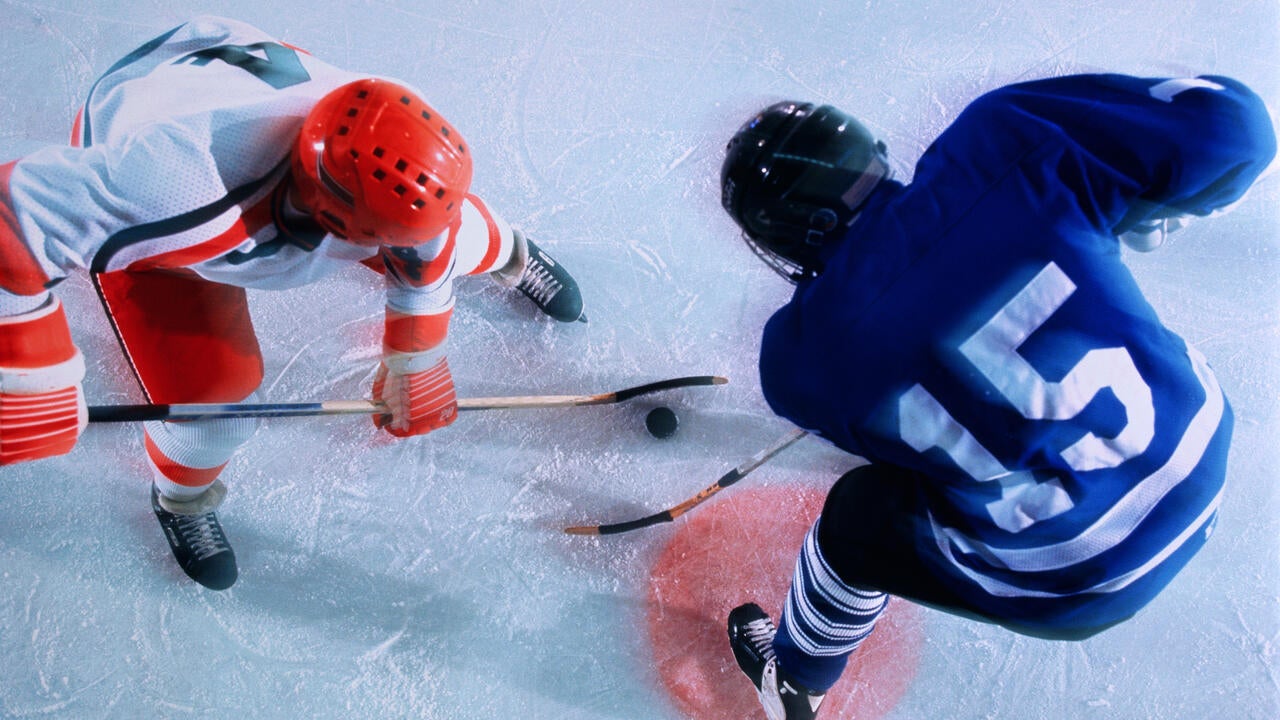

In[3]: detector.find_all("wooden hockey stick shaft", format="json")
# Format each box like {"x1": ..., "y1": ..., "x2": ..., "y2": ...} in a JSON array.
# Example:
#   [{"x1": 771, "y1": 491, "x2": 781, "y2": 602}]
[
  {"x1": 564, "y1": 427, "x2": 809, "y2": 536},
  {"x1": 85, "y1": 375, "x2": 727, "y2": 423}
]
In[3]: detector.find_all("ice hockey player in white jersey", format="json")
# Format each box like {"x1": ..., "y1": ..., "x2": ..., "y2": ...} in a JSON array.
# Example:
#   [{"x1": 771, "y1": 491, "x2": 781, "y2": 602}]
[
  {"x1": 718, "y1": 73, "x2": 1274, "y2": 719},
  {"x1": 0, "y1": 17, "x2": 586, "y2": 590}
]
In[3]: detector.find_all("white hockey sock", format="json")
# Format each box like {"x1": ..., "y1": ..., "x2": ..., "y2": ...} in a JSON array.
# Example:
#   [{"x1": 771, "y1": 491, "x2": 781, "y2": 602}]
[
  {"x1": 143, "y1": 392, "x2": 261, "y2": 500},
  {"x1": 491, "y1": 228, "x2": 529, "y2": 287}
]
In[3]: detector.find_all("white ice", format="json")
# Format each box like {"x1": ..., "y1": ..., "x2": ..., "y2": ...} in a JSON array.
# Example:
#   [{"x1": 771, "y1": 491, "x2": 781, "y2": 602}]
[{"x1": 0, "y1": 1, "x2": 1276, "y2": 719}]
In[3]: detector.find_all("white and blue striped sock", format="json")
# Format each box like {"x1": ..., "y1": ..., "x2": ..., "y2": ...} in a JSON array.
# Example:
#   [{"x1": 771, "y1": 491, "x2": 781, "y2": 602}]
[{"x1": 773, "y1": 519, "x2": 888, "y2": 690}]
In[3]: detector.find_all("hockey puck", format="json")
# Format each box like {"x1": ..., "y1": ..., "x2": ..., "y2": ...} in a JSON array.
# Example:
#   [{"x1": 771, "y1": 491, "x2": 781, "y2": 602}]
[{"x1": 645, "y1": 406, "x2": 679, "y2": 439}]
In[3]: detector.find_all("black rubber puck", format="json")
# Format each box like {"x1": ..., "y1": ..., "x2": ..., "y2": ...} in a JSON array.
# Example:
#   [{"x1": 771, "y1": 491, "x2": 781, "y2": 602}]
[{"x1": 645, "y1": 406, "x2": 679, "y2": 439}]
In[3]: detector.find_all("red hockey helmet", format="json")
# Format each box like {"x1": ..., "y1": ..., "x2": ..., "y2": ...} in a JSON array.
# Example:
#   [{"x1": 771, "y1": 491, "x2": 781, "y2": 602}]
[{"x1": 292, "y1": 79, "x2": 473, "y2": 247}]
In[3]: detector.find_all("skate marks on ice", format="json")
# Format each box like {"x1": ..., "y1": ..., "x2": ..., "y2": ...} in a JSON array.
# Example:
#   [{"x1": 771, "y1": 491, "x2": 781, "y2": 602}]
[{"x1": 645, "y1": 483, "x2": 924, "y2": 719}]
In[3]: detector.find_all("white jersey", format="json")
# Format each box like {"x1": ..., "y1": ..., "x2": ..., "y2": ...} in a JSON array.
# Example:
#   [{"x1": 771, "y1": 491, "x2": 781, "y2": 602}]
[{"x1": 0, "y1": 15, "x2": 509, "y2": 323}]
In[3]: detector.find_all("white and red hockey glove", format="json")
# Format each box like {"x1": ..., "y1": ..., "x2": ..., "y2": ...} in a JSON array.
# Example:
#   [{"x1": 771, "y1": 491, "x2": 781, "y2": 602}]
[
  {"x1": 0, "y1": 297, "x2": 87, "y2": 464},
  {"x1": 371, "y1": 308, "x2": 457, "y2": 437}
]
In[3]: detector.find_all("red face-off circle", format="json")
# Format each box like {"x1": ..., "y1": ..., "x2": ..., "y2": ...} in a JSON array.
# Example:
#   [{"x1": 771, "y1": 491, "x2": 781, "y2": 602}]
[{"x1": 646, "y1": 484, "x2": 923, "y2": 719}]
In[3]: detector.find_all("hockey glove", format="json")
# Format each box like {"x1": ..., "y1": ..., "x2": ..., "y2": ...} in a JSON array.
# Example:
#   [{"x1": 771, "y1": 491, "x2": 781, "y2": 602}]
[
  {"x1": 0, "y1": 297, "x2": 87, "y2": 464},
  {"x1": 1119, "y1": 214, "x2": 1191, "y2": 252},
  {"x1": 371, "y1": 347, "x2": 457, "y2": 437}
]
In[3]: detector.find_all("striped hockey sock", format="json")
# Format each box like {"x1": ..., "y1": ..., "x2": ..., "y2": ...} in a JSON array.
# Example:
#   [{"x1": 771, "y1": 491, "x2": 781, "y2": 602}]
[
  {"x1": 773, "y1": 519, "x2": 889, "y2": 691},
  {"x1": 143, "y1": 393, "x2": 261, "y2": 500}
]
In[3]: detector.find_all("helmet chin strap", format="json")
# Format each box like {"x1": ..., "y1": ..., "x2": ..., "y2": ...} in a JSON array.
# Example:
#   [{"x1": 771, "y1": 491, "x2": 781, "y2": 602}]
[
  {"x1": 800, "y1": 206, "x2": 839, "y2": 252},
  {"x1": 280, "y1": 180, "x2": 312, "y2": 219},
  {"x1": 780, "y1": 161, "x2": 888, "y2": 281}
]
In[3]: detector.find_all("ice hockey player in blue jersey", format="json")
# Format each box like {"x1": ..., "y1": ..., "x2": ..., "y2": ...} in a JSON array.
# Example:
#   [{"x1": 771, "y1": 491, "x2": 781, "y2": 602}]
[{"x1": 718, "y1": 73, "x2": 1275, "y2": 720}]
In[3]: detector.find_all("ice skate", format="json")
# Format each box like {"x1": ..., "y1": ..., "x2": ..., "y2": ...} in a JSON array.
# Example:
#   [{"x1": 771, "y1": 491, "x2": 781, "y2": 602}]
[
  {"x1": 728, "y1": 603, "x2": 826, "y2": 720},
  {"x1": 151, "y1": 484, "x2": 238, "y2": 591},
  {"x1": 506, "y1": 231, "x2": 586, "y2": 323}
]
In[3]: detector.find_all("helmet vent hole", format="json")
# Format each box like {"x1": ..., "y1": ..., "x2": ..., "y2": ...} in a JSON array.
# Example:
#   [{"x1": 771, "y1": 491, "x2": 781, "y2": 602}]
[
  {"x1": 440, "y1": 127, "x2": 450, "y2": 138},
  {"x1": 434, "y1": 188, "x2": 446, "y2": 199},
  {"x1": 416, "y1": 172, "x2": 428, "y2": 185},
  {"x1": 346, "y1": 108, "x2": 358, "y2": 118},
  {"x1": 372, "y1": 147, "x2": 385, "y2": 158},
  {"x1": 372, "y1": 168, "x2": 387, "y2": 180},
  {"x1": 458, "y1": 144, "x2": 466, "y2": 154},
  {"x1": 421, "y1": 110, "x2": 432, "y2": 121},
  {"x1": 356, "y1": 90, "x2": 368, "y2": 99},
  {"x1": 394, "y1": 159, "x2": 408, "y2": 172},
  {"x1": 399, "y1": 95, "x2": 411, "y2": 105},
  {"x1": 393, "y1": 184, "x2": 407, "y2": 196},
  {"x1": 411, "y1": 199, "x2": 426, "y2": 210},
  {"x1": 337, "y1": 126, "x2": 350, "y2": 136}
]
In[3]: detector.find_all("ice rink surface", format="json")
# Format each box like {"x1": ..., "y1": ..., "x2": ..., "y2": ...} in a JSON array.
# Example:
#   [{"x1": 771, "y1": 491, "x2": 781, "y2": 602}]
[{"x1": 0, "y1": 1, "x2": 1276, "y2": 718}]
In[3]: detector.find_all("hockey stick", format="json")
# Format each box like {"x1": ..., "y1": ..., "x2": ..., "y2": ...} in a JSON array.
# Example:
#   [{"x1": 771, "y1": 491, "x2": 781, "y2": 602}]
[
  {"x1": 564, "y1": 427, "x2": 809, "y2": 536},
  {"x1": 86, "y1": 375, "x2": 728, "y2": 423}
]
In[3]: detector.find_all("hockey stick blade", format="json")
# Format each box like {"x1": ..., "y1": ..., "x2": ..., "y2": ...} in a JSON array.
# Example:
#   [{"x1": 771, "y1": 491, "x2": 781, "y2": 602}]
[
  {"x1": 564, "y1": 428, "x2": 808, "y2": 536},
  {"x1": 86, "y1": 375, "x2": 728, "y2": 423}
]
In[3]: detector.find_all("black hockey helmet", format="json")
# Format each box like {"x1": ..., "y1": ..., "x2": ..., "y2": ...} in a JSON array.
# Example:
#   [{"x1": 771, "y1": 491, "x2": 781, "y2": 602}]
[{"x1": 721, "y1": 101, "x2": 890, "y2": 282}]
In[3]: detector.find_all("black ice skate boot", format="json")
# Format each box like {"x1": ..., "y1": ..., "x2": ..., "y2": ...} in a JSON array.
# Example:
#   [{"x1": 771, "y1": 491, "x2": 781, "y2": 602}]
[
  {"x1": 151, "y1": 484, "x2": 238, "y2": 591},
  {"x1": 506, "y1": 230, "x2": 586, "y2": 323},
  {"x1": 728, "y1": 603, "x2": 826, "y2": 720}
]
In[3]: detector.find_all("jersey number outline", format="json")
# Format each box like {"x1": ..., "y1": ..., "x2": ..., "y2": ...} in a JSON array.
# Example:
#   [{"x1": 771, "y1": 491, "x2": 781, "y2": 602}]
[
  {"x1": 175, "y1": 42, "x2": 311, "y2": 89},
  {"x1": 897, "y1": 262, "x2": 1154, "y2": 533}
]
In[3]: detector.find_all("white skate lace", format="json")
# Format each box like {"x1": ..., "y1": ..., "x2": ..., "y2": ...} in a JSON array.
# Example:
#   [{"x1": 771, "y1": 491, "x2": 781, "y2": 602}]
[
  {"x1": 175, "y1": 513, "x2": 229, "y2": 561},
  {"x1": 517, "y1": 258, "x2": 563, "y2": 306},
  {"x1": 742, "y1": 617, "x2": 778, "y2": 661}
]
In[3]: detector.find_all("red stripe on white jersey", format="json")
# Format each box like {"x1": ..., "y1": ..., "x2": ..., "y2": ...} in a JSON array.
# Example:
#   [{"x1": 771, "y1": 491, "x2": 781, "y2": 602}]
[
  {"x1": 384, "y1": 307, "x2": 452, "y2": 353},
  {"x1": 467, "y1": 194, "x2": 503, "y2": 276},
  {"x1": 420, "y1": 215, "x2": 461, "y2": 287},
  {"x1": 124, "y1": 188, "x2": 279, "y2": 272},
  {"x1": 70, "y1": 109, "x2": 84, "y2": 148}
]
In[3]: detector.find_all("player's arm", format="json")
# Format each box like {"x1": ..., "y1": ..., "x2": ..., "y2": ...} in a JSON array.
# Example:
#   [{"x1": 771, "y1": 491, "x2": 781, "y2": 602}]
[
  {"x1": 365, "y1": 195, "x2": 517, "y2": 437},
  {"x1": 0, "y1": 289, "x2": 87, "y2": 464},
  {"x1": 0, "y1": 161, "x2": 88, "y2": 464},
  {"x1": 980, "y1": 74, "x2": 1276, "y2": 241},
  {"x1": 0, "y1": 293, "x2": 87, "y2": 465},
  {"x1": 369, "y1": 246, "x2": 458, "y2": 437},
  {"x1": 1112, "y1": 76, "x2": 1275, "y2": 249}
]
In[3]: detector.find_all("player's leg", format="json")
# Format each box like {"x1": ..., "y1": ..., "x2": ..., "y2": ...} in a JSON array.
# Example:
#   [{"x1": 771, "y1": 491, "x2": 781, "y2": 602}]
[
  {"x1": 728, "y1": 558, "x2": 885, "y2": 720},
  {"x1": 94, "y1": 269, "x2": 263, "y2": 590},
  {"x1": 728, "y1": 464, "x2": 909, "y2": 719}
]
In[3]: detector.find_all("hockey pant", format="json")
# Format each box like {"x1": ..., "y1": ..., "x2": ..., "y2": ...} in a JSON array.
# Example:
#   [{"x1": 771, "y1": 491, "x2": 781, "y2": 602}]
[{"x1": 94, "y1": 269, "x2": 263, "y2": 501}]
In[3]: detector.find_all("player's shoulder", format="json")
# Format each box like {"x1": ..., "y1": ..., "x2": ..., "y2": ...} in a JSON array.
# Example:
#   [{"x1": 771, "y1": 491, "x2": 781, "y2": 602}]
[
  {"x1": 973, "y1": 73, "x2": 1136, "y2": 100},
  {"x1": 168, "y1": 15, "x2": 277, "y2": 47},
  {"x1": 963, "y1": 72, "x2": 1261, "y2": 119},
  {"x1": 954, "y1": 74, "x2": 1136, "y2": 125},
  {"x1": 180, "y1": 15, "x2": 275, "y2": 40}
]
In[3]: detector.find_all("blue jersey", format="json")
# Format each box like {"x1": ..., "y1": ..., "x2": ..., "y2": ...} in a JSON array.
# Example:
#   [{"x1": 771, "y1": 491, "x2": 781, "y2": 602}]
[{"x1": 760, "y1": 75, "x2": 1275, "y2": 626}]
